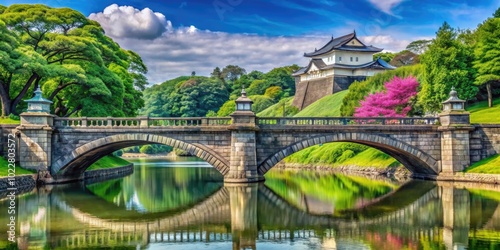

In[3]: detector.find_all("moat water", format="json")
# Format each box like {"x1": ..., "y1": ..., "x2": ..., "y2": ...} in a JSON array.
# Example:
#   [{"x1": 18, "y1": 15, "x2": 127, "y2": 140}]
[{"x1": 1, "y1": 157, "x2": 500, "y2": 249}]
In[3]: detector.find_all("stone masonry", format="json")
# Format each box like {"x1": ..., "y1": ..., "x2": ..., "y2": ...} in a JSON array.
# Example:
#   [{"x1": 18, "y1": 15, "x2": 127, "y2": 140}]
[{"x1": 6, "y1": 91, "x2": 499, "y2": 183}]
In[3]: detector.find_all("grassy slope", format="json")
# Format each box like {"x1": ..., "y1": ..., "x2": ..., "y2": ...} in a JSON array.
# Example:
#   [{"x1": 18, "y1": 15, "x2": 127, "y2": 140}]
[
  {"x1": 0, "y1": 157, "x2": 35, "y2": 176},
  {"x1": 257, "y1": 97, "x2": 295, "y2": 117},
  {"x1": 468, "y1": 98, "x2": 500, "y2": 124},
  {"x1": 284, "y1": 143, "x2": 399, "y2": 169},
  {"x1": 294, "y1": 90, "x2": 348, "y2": 117},
  {"x1": 87, "y1": 155, "x2": 131, "y2": 170},
  {"x1": 465, "y1": 154, "x2": 500, "y2": 174}
]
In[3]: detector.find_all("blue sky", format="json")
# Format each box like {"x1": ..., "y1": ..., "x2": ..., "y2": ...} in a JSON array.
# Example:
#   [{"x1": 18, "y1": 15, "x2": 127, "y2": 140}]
[{"x1": 2, "y1": 0, "x2": 499, "y2": 83}]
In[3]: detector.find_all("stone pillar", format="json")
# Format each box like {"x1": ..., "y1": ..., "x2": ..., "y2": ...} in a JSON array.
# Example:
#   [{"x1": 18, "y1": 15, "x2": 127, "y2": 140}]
[
  {"x1": 17, "y1": 87, "x2": 55, "y2": 182},
  {"x1": 441, "y1": 184, "x2": 469, "y2": 250},
  {"x1": 438, "y1": 88, "x2": 474, "y2": 173},
  {"x1": 17, "y1": 113, "x2": 54, "y2": 173},
  {"x1": 226, "y1": 88, "x2": 263, "y2": 183},
  {"x1": 226, "y1": 183, "x2": 258, "y2": 250}
]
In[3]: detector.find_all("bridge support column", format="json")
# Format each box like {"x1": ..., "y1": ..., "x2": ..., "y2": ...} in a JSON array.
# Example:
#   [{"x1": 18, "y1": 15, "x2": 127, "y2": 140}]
[
  {"x1": 439, "y1": 88, "x2": 473, "y2": 174},
  {"x1": 16, "y1": 87, "x2": 55, "y2": 182},
  {"x1": 441, "y1": 183, "x2": 469, "y2": 250},
  {"x1": 225, "y1": 88, "x2": 263, "y2": 183},
  {"x1": 226, "y1": 183, "x2": 258, "y2": 250}
]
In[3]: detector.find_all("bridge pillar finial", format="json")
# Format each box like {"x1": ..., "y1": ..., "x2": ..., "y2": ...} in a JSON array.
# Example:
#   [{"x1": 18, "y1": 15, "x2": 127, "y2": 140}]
[{"x1": 438, "y1": 88, "x2": 473, "y2": 174}]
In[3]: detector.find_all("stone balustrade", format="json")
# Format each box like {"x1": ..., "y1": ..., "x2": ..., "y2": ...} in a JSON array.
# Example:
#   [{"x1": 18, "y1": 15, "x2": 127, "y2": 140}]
[
  {"x1": 256, "y1": 117, "x2": 439, "y2": 126},
  {"x1": 54, "y1": 117, "x2": 232, "y2": 128}
]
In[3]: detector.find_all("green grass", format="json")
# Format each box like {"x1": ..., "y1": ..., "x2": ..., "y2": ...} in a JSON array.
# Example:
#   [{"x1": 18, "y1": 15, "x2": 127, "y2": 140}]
[
  {"x1": 284, "y1": 142, "x2": 400, "y2": 168},
  {"x1": 87, "y1": 155, "x2": 131, "y2": 171},
  {"x1": 0, "y1": 157, "x2": 36, "y2": 176},
  {"x1": 468, "y1": 98, "x2": 500, "y2": 124},
  {"x1": 257, "y1": 97, "x2": 296, "y2": 117},
  {"x1": 465, "y1": 154, "x2": 500, "y2": 174},
  {"x1": 294, "y1": 90, "x2": 349, "y2": 117},
  {"x1": 0, "y1": 118, "x2": 20, "y2": 124}
]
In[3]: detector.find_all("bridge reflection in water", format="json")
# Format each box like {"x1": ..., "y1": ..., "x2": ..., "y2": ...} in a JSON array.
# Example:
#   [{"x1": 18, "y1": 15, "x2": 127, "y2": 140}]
[{"x1": 4, "y1": 179, "x2": 500, "y2": 250}]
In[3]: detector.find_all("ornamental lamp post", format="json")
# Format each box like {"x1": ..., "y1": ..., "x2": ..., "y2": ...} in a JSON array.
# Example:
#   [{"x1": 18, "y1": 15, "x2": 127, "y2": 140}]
[
  {"x1": 20, "y1": 86, "x2": 54, "y2": 127},
  {"x1": 439, "y1": 87, "x2": 469, "y2": 126},
  {"x1": 25, "y1": 87, "x2": 53, "y2": 113},
  {"x1": 442, "y1": 87, "x2": 465, "y2": 112},
  {"x1": 235, "y1": 87, "x2": 253, "y2": 112}
]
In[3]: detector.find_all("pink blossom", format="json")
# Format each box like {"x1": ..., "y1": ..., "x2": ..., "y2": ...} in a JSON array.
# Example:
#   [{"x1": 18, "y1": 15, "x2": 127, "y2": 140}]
[{"x1": 354, "y1": 76, "x2": 419, "y2": 117}]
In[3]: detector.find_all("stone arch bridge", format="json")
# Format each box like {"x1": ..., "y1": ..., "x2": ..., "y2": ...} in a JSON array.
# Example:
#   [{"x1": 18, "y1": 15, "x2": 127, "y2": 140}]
[{"x1": 9, "y1": 108, "x2": 500, "y2": 183}]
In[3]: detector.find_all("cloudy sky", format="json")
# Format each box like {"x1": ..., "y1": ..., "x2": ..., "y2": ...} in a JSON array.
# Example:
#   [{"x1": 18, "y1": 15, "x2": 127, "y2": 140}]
[{"x1": 2, "y1": 0, "x2": 499, "y2": 84}]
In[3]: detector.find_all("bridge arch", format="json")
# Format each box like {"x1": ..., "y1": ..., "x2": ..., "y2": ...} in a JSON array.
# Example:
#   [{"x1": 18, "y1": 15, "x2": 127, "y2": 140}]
[
  {"x1": 51, "y1": 133, "x2": 229, "y2": 179},
  {"x1": 258, "y1": 133, "x2": 440, "y2": 175}
]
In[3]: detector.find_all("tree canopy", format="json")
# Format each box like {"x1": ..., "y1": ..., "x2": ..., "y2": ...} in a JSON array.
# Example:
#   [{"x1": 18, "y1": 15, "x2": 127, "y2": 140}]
[
  {"x1": 0, "y1": 4, "x2": 147, "y2": 117},
  {"x1": 473, "y1": 9, "x2": 500, "y2": 107},
  {"x1": 417, "y1": 22, "x2": 477, "y2": 113}
]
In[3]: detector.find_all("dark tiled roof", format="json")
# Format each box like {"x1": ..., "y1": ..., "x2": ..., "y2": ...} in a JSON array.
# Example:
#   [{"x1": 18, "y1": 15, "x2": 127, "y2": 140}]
[
  {"x1": 291, "y1": 59, "x2": 326, "y2": 76},
  {"x1": 304, "y1": 32, "x2": 383, "y2": 57}
]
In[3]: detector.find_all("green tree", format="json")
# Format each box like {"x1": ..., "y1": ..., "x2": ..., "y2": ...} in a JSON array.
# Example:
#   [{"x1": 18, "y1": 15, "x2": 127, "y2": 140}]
[
  {"x1": 473, "y1": 9, "x2": 500, "y2": 107},
  {"x1": 406, "y1": 39, "x2": 431, "y2": 54},
  {"x1": 418, "y1": 22, "x2": 477, "y2": 113},
  {"x1": 0, "y1": 4, "x2": 147, "y2": 117},
  {"x1": 165, "y1": 77, "x2": 229, "y2": 117},
  {"x1": 373, "y1": 52, "x2": 395, "y2": 62},
  {"x1": 221, "y1": 65, "x2": 246, "y2": 82},
  {"x1": 249, "y1": 95, "x2": 274, "y2": 113},
  {"x1": 217, "y1": 100, "x2": 235, "y2": 117}
]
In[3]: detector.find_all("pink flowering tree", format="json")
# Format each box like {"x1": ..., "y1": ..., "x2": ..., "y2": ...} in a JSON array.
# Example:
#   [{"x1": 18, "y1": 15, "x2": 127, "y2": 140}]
[{"x1": 354, "y1": 76, "x2": 419, "y2": 117}]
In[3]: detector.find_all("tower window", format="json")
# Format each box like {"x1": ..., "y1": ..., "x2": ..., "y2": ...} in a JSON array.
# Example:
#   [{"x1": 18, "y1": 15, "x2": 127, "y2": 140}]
[
  {"x1": 356, "y1": 57, "x2": 359, "y2": 62},
  {"x1": 350, "y1": 57, "x2": 353, "y2": 62},
  {"x1": 339, "y1": 57, "x2": 342, "y2": 62}
]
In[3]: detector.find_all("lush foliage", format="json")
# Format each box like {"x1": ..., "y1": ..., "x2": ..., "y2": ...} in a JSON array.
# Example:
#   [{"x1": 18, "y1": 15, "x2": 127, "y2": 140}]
[
  {"x1": 123, "y1": 144, "x2": 173, "y2": 154},
  {"x1": 473, "y1": 11, "x2": 500, "y2": 107},
  {"x1": 418, "y1": 22, "x2": 477, "y2": 113},
  {"x1": 340, "y1": 65, "x2": 422, "y2": 116},
  {"x1": 354, "y1": 77, "x2": 419, "y2": 117},
  {"x1": 141, "y1": 76, "x2": 229, "y2": 117},
  {"x1": 0, "y1": 4, "x2": 146, "y2": 117},
  {"x1": 142, "y1": 65, "x2": 298, "y2": 118}
]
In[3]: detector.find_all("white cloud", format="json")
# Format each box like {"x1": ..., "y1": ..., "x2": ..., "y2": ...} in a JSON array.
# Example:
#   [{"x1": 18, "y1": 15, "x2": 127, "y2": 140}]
[
  {"x1": 362, "y1": 35, "x2": 410, "y2": 52},
  {"x1": 367, "y1": 0, "x2": 404, "y2": 15},
  {"x1": 90, "y1": 4, "x2": 413, "y2": 84},
  {"x1": 89, "y1": 4, "x2": 172, "y2": 39}
]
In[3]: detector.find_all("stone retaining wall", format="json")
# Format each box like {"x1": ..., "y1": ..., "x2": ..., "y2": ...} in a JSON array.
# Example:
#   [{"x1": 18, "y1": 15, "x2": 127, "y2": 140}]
[
  {"x1": 83, "y1": 164, "x2": 134, "y2": 183},
  {"x1": 0, "y1": 174, "x2": 36, "y2": 197},
  {"x1": 434, "y1": 173, "x2": 500, "y2": 185},
  {"x1": 470, "y1": 125, "x2": 500, "y2": 164}
]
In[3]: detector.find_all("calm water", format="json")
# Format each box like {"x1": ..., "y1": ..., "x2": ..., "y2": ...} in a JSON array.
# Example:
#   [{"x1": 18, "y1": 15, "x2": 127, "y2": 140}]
[{"x1": 2, "y1": 158, "x2": 500, "y2": 249}]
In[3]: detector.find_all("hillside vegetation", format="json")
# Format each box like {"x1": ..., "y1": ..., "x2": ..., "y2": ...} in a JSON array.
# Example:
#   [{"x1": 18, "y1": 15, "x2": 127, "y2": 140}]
[{"x1": 295, "y1": 90, "x2": 348, "y2": 117}]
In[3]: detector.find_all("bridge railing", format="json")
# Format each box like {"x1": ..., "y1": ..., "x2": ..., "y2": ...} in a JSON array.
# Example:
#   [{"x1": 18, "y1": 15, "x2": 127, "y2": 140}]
[
  {"x1": 54, "y1": 117, "x2": 232, "y2": 128},
  {"x1": 256, "y1": 117, "x2": 439, "y2": 126}
]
